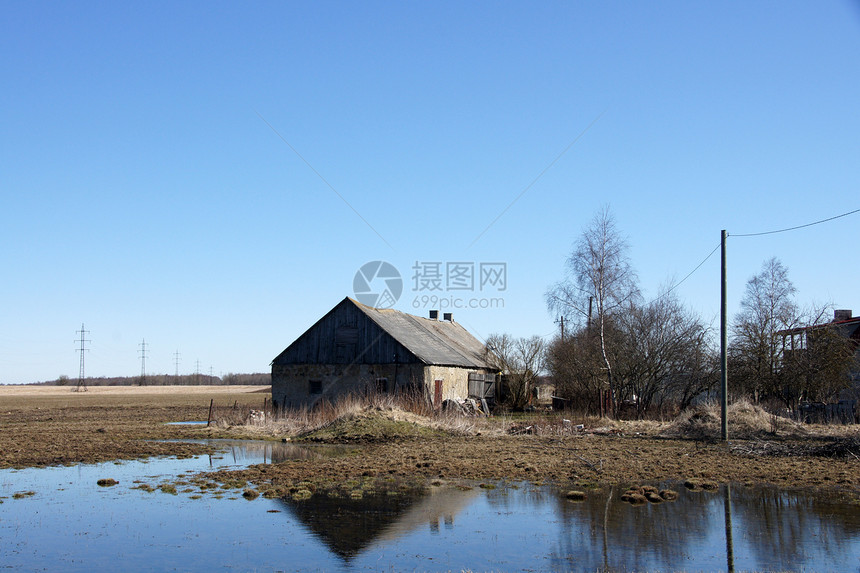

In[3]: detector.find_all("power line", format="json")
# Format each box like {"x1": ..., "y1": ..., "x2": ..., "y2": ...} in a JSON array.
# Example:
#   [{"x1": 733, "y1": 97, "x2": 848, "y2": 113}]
[
  {"x1": 731, "y1": 208, "x2": 860, "y2": 238},
  {"x1": 467, "y1": 109, "x2": 607, "y2": 250},
  {"x1": 656, "y1": 242, "x2": 722, "y2": 300},
  {"x1": 647, "y1": 206, "x2": 859, "y2": 306},
  {"x1": 256, "y1": 111, "x2": 394, "y2": 250}
]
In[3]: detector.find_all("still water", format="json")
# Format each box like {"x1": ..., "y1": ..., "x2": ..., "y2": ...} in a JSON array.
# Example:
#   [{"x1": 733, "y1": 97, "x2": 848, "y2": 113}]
[{"x1": 1, "y1": 440, "x2": 858, "y2": 572}]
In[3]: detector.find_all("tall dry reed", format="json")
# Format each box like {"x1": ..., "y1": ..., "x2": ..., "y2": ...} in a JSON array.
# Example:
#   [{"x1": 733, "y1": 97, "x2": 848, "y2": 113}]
[{"x1": 211, "y1": 389, "x2": 497, "y2": 437}]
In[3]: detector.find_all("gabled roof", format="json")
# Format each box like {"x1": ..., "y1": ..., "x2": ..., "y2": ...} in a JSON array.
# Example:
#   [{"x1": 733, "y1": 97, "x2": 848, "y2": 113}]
[{"x1": 349, "y1": 298, "x2": 491, "y2": 369}]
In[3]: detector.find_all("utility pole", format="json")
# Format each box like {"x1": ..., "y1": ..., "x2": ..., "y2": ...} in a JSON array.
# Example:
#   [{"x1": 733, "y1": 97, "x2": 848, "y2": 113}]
[
  {"x1": 720, "y1": 230, "x2": 728, "y2": 441},
  {"x1": 555, "y1": 316, "x2": 566, "y2": 342},
  {"x1": 139, "y1": 339, "x2": 148, "y2": 386},
  {"x1": 174, "y1": 350, "x2": 181, "y2": 381},
  {"x1": 75, "y1": 323, "x2": 90, "y2": 392}
]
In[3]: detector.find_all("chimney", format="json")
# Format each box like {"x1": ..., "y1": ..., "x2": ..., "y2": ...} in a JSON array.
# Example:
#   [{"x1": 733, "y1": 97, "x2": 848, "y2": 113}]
[
  {"x1": 834, "y1": 309, "x2": 852, "y2": 322},
  {"x1": 429, "y1": 310, "x2": 439, "y2": 320},
  {"x1": 443, "y1": 312, "x2": 453, "y2": 322}
]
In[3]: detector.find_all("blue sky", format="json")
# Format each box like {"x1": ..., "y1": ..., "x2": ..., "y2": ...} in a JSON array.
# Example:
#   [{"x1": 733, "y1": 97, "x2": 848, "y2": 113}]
[{"x1": 2, "y1": 1, "x2": 858, "y2": 383}]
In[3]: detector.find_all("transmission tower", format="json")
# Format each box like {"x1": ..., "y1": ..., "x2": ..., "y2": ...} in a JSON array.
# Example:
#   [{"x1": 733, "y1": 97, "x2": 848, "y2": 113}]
[
  {"x1": 75, "y1": 323, "x2": 90, "y2": 392},
  {"x1": 138, "y1": 339, "x2": 148, "y2": 386},
  {"x1": 195, "y1": 359, "x2": 201, "y2": 385},
  {"x1": 174, "y1": 350, "x2": 181, "y2": 380}
]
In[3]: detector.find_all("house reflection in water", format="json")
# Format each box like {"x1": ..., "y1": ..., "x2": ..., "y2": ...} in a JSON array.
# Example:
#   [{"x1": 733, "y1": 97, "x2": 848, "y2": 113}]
[
  {"x1": 202, "y1": 440, "x2": 353, "y2": 467},
  {"x1": 276, "y1": 485, "x2": 478, "y2": 562}
]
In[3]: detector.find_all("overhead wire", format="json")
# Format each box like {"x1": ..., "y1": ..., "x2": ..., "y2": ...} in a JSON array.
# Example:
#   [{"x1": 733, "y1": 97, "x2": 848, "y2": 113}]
[
  {"x1": 655, "y1": 242, "x2": 722, "y2": 301},
  {"x1": 730, "y1": 208, "x2": 859, "y2": 238},
  {"x1": 523, "y1": 208, "x2": 858, "y2": 341},
  {"x1": 648, "y1": 207, "x2": 858, "y2": 304}
]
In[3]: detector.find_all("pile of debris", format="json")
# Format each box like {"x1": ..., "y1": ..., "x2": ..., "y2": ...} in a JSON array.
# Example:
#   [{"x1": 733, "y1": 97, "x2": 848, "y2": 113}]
[{"x1": 441, "y1": 398, "x2": 490, "y2": 416}]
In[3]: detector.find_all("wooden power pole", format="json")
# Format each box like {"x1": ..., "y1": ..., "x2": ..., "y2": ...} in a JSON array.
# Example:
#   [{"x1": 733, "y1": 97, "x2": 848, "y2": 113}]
[{"x1": 720, "y1": 230, "x2": 728, "y2": 441}]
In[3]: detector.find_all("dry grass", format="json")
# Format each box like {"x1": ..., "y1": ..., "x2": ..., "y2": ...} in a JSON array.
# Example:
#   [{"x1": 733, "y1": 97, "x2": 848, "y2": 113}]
[
  {"x1": 211, "y1": 392, "x2": 503, "y2": 439},
  {"x1": 202, "y1": 390, "x2": 857, "y2": 446},
  {"x1": 0, "y1": 385, "x2": 271, "y2": 468},
  {"x1": 0, "y1": 385, "x2": 266, "y2": 396},
  {"x1": 660, "y1": 399, "x2": 809, "y2": 440},
  {"x1": 3, "y1": 385, "x2": 857, "y2": 490},
  {"x1": 216, "y1": 394, "x2": 674, "y2": 441},
  {"x1": 0, "y1": 385, "x2": 268, "y2": 410}
]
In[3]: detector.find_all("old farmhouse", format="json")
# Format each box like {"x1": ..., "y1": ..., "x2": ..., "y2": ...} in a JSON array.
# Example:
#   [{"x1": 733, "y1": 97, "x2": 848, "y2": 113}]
[{"x1": 271, "y1": 297, "x2": 497, "y2": 410}]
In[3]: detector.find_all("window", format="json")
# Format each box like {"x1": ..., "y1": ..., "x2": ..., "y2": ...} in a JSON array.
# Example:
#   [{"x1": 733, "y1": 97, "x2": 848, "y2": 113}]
[
  {"x1": 309, "y1": 380, "x2": 322, "y2": 395},
  {"x1": 376, "y1": 377, "x2": 389, "y2": 393}
]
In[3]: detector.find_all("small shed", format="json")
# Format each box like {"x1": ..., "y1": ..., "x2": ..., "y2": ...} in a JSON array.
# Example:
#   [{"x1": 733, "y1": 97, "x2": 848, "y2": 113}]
[{"x1": 271, "y1": 297, "x2": 496, "y2": 410}]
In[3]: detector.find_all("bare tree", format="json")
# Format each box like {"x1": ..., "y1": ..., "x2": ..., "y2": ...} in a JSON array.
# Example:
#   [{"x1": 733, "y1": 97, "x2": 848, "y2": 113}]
[
  {"x1": 546, "y1": 206, "x2": 639, "y2": 416},
  {"x1": 730, "y1": 257, "x2": 799, "y2": 402},
  {"x1": 616, "y1": 291, "x2": 717, "y2": 418},
  {"x1": 545, "y1": 327, "x2": 608, "y2": 413},
  {"x1": 485, "y1": 333, "x2": 546, "y2": 410}
]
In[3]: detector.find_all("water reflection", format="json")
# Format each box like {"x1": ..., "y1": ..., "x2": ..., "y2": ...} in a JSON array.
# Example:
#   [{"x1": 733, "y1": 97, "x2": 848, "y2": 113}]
[
  {"x1": 549, "y1": 486, "x2": 709, "y2": 570},
  {"x1": 724, "y1": 485, "x2": 735, "y2": 573},
  {"x1": 729, "y1": 484, "x2": 860, "y2": 570},
  {"x1": 547, "y1": 483, "x2": 860, "y2": 572},
  {"x1": 277, "y1": 485, "x2": 478, "y2": 562},
  {"x1": 162, "y1": 438, "x2": 353, "y2": 467},
  {"x1": 1, "y1": 442, "x2": 858, "y2": 572}
]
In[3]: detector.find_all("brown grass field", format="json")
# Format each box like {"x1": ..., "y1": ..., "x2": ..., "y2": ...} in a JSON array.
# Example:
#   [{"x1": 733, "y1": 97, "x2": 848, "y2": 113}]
[
  {"x1": 1, "y1": 385, "x2": 858, "y2": 496},
  {"x1": 0, "y1": 385, "x2": 269, "y2": 468}
]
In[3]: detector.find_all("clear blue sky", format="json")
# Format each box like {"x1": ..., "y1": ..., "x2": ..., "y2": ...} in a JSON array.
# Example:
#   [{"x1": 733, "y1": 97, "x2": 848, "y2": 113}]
[{"x1": 2, "y1": 1, "x2": 858, "y2": 384}]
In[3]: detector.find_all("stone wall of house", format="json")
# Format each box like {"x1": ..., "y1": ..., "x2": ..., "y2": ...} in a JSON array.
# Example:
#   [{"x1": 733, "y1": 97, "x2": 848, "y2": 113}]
[
  {"x1": 271, "y1": 363, "x2": 426, "y2": 410},
  {"x1": 272, "y1": 362, "x2": 495, "y2": 410},
  {"x1": 424, "y1": 365, "x2": 480, "y2": 406}
]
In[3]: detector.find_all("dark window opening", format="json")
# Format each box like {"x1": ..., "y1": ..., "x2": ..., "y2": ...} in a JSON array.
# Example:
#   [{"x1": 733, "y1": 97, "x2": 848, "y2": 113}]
[
  {"x1": 376, "y1": 377, "x2": 389, "y2": 393},
  {"x1": 309, "y1": 380, "x2": 322, "y2": 395}
]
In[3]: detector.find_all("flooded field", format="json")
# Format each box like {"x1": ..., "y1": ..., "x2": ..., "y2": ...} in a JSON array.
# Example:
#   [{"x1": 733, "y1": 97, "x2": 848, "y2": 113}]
[{"x1": 2, "y1": 440, "x2": 858, "y2": 572}]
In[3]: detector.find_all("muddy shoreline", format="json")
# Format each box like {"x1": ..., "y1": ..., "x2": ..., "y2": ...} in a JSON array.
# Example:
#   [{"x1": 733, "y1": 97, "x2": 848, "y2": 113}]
[
  {"x1": 196, "y1": 434, "x2": 859, "y2": 495},
  {"x1": 1, "y1": 388, "x2": 857, "y2": 494}
]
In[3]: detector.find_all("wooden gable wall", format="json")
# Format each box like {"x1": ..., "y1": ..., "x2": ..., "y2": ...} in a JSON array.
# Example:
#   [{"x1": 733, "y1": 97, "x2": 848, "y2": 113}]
[{"x1": 272, "y1": 298, "x2": 421, "y2": 366}]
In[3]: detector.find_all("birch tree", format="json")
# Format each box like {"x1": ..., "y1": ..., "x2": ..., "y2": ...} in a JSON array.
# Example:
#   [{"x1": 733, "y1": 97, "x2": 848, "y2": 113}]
[
  {"x1": 730, "y1": 257, "x2": 798, "y2": 402},
  {"x1": 546, "y1": 206, "x2": 639, "y2": 416}
]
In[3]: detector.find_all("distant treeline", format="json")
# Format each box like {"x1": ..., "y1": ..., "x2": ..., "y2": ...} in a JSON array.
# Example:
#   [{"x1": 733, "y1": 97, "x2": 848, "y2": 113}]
[{"x1": 36, "y1": 373, "x2": 271, "y2": 386}]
